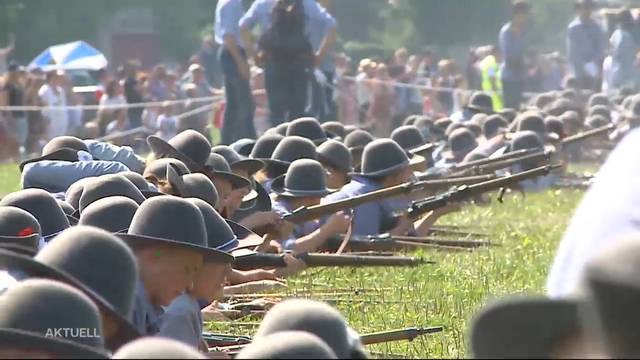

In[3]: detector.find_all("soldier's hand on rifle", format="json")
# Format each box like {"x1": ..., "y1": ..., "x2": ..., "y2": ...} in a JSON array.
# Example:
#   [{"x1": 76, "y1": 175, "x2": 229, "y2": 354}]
[
  {"x1": 321, "y1": 212, "x2": 352, "y2": 237},
  {"x1": 274, "y1": 221, "x2": 295, "y2": 240},
  {"x1": 241, "y1": 211, "x2": 282, "y2": 231},
  {"x1": 201, "y1": 303, "x2": 232, "y2": 322},
  {"x1": 256, "y1": 234, "x2": 282, "y2": 254},
  {"x1": 389, "y1": 214, "x2": 414, "y2": 236},
  {"x1": 274, "y1": 253, "x2": 307, "y2": 277}
]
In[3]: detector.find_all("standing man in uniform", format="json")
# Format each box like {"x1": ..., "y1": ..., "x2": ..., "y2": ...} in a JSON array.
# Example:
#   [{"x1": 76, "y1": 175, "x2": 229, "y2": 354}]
[
  {"x1": 499, "y1": 0, "x2": 530, "y2": 110},
  {"x1": 216, "y1": 0, "x2": 257, "y2": 145},
  {"x1": 240, "y1": 0, "x2": 337, "y2": 127},
  {"x1": 567, "y1": 0, "x2": 605, "y2": 91},
  {"x1": 308, "y1": 0, "x2": 338, "y2": 123}
]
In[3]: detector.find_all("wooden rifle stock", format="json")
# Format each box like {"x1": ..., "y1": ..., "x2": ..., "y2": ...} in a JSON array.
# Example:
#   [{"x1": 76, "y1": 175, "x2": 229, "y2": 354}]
[
  {"x1": 282, "y1": 175, "x2": 495, "y2": 224},
  {"x1": 233, "y1": 253, "x2": 434, "y2": 271},
  {"x1": 408, "y1": 164, "x2": 562, "y2": 220},
  {"x1": 360, "y1": 326, "x2": 444, "y2": 345}
]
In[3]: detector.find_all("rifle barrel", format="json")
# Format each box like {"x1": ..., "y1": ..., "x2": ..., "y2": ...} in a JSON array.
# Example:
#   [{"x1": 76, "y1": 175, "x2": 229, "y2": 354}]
[
  {"x1": 427, "y1": 228, "x2": 490, "y2": 237},
  {"x1": 463, "y1": 150, "x2": 552, "y2": 175},
  {"x1": 415, "y1": 173, "x2": 497, "y2": 184},
  {"x1": 409, "y1": 164, "x2": 562, "y2": 220},
  {"x1": 233, "y1": 253, "x2": 434, "y2": 271},
  {"x1": 299, "y1": 253, "x2": 433, "y2": 267},
  {"x1": 389, "y1": 235, "x2": 494, "y2": 248},
  {"x1": 360, "y1": 327, "x2": 444, "y2": 345},
  {"x1": 283, "y1": 176, "x2": 497, "y2": 224},
  {"x1": 561, "y1": 124, "x2": 615, "y2": 146},
  {"x1": 448, "y1": 149, "x2": 537, "y2": 173},
  {"x1": 348, "y1": 237, "x2": 473, "y2": 253},
  {"x1": 232, "y1": 253, "x2": 286, "y2": 271}
]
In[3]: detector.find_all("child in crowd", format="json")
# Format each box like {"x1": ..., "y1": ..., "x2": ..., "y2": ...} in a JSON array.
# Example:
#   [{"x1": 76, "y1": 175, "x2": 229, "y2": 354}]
[{"x1": 155, "y1": 102, "x2": 178, "y2": 141}]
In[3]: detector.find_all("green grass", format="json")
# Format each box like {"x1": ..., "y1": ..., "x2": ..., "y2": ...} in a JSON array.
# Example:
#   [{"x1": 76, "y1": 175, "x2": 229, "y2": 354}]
[
  {"x1": 0, "y1": 161, "x2": 589, "y2": 358},
  {"x1": 0, "y1": 164, "x2": 20, "y2": 197},
  {"x1": 209, "y1": 188, "x2": 586, "y2": 358}
]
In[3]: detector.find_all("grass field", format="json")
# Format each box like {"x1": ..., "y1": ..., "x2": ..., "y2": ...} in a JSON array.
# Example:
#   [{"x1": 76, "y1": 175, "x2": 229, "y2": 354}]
[
  {"x1": 0, "y1": 164, "x2": 20, "y2": 197},
  {"x1": 0, "y1": 162, "x2": 588, "y2": 358},
  {"x1": 210, "y1": 188, "x2": 587, "y2": 358}
]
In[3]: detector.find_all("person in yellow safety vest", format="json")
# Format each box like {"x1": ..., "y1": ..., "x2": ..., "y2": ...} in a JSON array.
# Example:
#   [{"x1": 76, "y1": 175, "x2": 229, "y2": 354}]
[{"x1": 480, "y1": 46, "x2": 504, "y2": 111}]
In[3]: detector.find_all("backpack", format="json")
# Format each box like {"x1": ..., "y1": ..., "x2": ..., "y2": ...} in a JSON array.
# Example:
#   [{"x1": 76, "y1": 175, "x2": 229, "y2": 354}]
[{"x1": 258, "y1": 0, "x2": 313, "y2": 67}]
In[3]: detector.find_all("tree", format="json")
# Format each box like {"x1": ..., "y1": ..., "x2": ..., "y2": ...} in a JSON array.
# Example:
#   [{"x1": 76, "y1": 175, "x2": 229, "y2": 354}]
[{"x1": 1, "y1": 0, "x2": 217, "y2": 65}]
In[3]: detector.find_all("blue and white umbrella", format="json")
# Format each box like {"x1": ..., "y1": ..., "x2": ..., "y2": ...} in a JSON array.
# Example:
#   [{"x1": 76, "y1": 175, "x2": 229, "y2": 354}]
[{"x1": 28, "y1": 41, "x2": 108, "y2": 71}]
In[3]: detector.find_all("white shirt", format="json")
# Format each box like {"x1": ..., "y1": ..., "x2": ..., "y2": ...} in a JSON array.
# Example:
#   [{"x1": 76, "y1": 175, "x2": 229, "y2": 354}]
[
  {"x1": 99, "y1": 94, "x2": 127, "y2": 109},
  {"x1": 546, "y1": 128, "x2": 640, "y2": 297},
  {"x1": 155, "y1": 114, "x2": 178, "y2": 141},
  {"x1": 38, "y1": 83, "x2": 69, "y2": 139},
  {"x1": 355, "y1": 72, "x2": 372, "y2": 106},
  {"x1": 601, "y1": 55, "x2": 613, "y2": 93}
]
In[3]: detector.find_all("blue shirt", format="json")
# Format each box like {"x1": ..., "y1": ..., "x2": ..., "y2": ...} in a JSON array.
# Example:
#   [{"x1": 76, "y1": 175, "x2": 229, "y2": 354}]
[
  {"x1": 215, "y1": 0, "x2": 245, "y2": 46},
  {"x1": 499, "y1": 22, "x2": 527, "y2": 81},
  {"x1": 21, "y1": 160, "x2": 130, "y2": 194},
  {"x1": 239, "y1": 0, "x2": 336, "y2": 49},
  {"x1": 84, "y1": 140, "x2": 146, "y2": 174},
  {"x1": 431, "y1": 142, "x2": 447, "y2": 165},
  {"x1": 567, "y1": 17, "x2": 605, "y2": 73},
  {"x1": 262, "y1": 178, "x2": 274, "y2": 193},
  {"x1": 158, "y1": 293, "x2": 203, "y2": 349},
  {"x1": 610, "y1": 29, "x2": 637, "y2": 89},
  {"x1": 307, "y1": 2, "x2": 335, "y2": 72},
  {"x1": 272, "y1": 198, "x2": 320, "y2": 250},
  {"x1": 130, "y1": 279, "x2": 164, "y2": 336},
  {"x1": 323, "y1": 176, "x2": 410, "y2": 236}
]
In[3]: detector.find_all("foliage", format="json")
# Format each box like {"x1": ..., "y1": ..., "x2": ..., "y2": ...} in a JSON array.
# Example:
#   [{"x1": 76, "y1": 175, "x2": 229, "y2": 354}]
[
  {"x1": 0, "y1": 0, "x2": 216, "y2": 64},
  {"x1": 0, "y1": 0, "x2": 587, "y2": 67},
  {"x1": 342, "y1": 41, "x2": 389, "y2": 63},
  {"x1": 370, "y1": 3, "x2": 416, "y2": 52}
]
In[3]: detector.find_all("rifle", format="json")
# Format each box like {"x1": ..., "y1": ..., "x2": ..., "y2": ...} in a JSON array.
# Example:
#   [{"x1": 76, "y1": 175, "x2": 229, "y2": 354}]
[
  {"x1": 456, "y1": 150, "x2": 553, "y2": 176},
  {"x1": 427, "y1": 228, "x2": 490, "y2": 238},
  {"x1": 561, "y1": 123, "x2": 615, "y2": 147},
  {"x1": 431, "y1": 225, "x2": 490, "y2": 234},
  {"x1": 346, "y1": 237, "x2": 474, "y2": 253},
  {"x1": 218, "y1": 309, "x2": 267, "y2": 320},
  {"x1": 208, "y1": 327, "x2": 445, "y2": 354},
  {"x1": 360, "y1": 326, "x2": 444, "y2": 345},
  {"x1": 355, "y1": 234, "x2": 494, "y2": 248},
  {"x1": 233, "y1": 252, "x2": 434, "y2": 271},
  {"x1": 202, "y1": 333, "x2": 252, "y2": 348},
  {"x1": 408, "y1": 164, "x2": 562, "y2": 220},
  {"x1": 282, "y1": 175, "x2": 496, "y2": 224},
  {"x1": 420, "y1": 149, "x2": 539, "y2": 180}
]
